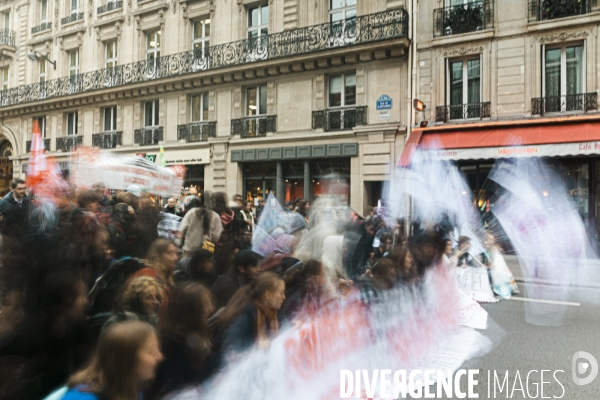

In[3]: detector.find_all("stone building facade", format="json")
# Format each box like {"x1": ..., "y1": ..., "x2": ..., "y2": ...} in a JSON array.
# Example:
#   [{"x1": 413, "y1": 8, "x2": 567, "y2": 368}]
[{"x1": 0, "y1": 0, "x2": 410, "y2": 213}]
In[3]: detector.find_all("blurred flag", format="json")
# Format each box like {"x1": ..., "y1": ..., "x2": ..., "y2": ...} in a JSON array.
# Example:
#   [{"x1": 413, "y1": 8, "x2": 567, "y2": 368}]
[{"x1": 26, "y1": 119, "x2": 47, "y2": 187}]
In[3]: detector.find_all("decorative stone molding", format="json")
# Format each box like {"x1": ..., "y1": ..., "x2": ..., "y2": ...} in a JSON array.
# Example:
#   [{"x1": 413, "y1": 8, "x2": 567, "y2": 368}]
[
  {"x1": 95, "y1": 26, "x2": 101, "y2": 41},
  {"x1": 442, "y1": 46, "x2": 484, "y2": 57},
  {"x1": 538, "y1": 31, "x2": 589, "y2": 44},
  {"x1": 171, "y1": 0, "x2": 176, "y2": 13}
]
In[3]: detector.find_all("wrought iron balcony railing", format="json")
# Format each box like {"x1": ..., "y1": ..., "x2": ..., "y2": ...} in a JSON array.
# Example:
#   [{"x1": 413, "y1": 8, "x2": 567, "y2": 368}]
[
  {"x1": 0, "y1": 29, "x2": 16, "y2": 47},
  {"x1": 31, "y1": 22, "x2": 52, "y2": 34},
  {"x1": 231, "y1": 115, "x2": 277, "y2": 138},
  {"x1": 531, "y1": 93, "x2": 597, "y2": 115},
  {"x1": 92, "y1": 131, "x2": 123, "y2": 148},
  {"x1": 1, "y1": 9, "x2": 408, "y2": 107},
  {"x1": 312, "y1": 106, "x2": 368, "y2": 131},
  {"x1": 434, "y1": 1, "x2": 493, "y2": 37},
  {"x1": 528, "y1": 0, "x2": 596, "y2": 22},
  {"x1": 26, "y1": 139, "x2": 51, "y2": 152},
  {"x1": 178, "y1": 121, "x2": 216, "y2": 142},
  {"x1": 61, "y1": 12, "x2": 84, "y2": 25},
  {"x1": 98, "y1": 0, "x2": 123, "y2": 14},
  {"x1": 134, "y1": 126, "x2": 163, "y2": 146},
  {"x1": 56, "y1": 135, "x2": 83, "y2": 152},
  {"x1": 436, "y1": 102, "x2": 491, "y2": 122}
]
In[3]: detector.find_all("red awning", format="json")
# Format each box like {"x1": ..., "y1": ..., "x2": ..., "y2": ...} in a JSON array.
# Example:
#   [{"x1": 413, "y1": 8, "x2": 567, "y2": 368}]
[{"x1": 398, "y1": 116, "x2": 600, "y2": 167}]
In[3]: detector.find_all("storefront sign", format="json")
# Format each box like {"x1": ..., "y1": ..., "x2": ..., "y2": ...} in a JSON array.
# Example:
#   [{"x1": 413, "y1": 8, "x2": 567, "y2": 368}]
[
  {"x1": 163, "y1": 148, "x2": 211, "y2": 165},
  {"x1": 376, "y1": 94, "x2": 393, "y2": 110},
  {"x1": 418, "y1": 140, "x2": 600, "y2": 161},
  {"x1": 144, "y1": 154, "x2": 157, "y2": 162}
]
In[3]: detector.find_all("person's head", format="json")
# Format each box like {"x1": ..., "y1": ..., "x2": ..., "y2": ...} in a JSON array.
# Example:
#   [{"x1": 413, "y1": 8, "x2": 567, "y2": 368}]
[
  {"x1": 213, "y1": 240, "x2": 242, "y2": 275},
  {"x1": 233, "y1": 250, "x2": 262, "y2": 281},
  {"x1": 146, "y1": 238, "x2": 179, "y2": 287},
  {"x1": 255, "y1": 271, "x2": 286, "y2": 311},
  {"x1": 127, "y1": 184, "x2": 142, "y2": 200},
  {"x1": 296, "y1": 199, "x2": 309, "y2": 214},
  {"x1": 444, "y1": 239, "x2": 453, "y2": 256},
  {"x1": 364, "y1": 221, "x2": 376, "y2": 236},
  {"x1": 258, "y1": 198, "x2": 266, "y2": 206},
  {"x1": 188, "y1": 249, "x2": 215, "y2": 279},
  {"x1": 167, "y1": 197, "x2": 176, "y2": 208},
  {"x1": 161, "y1": 283, "x2": 214, "y2": 342},
  {"x1": 408, "y1": 230, "x2": 447, "y2": 277},
  {"x1": 458, "y1": 236, "x2": 471, "y2": 251},
  {"x1": 379, "y1": 234, "x2": 393, "y2": 252},
  {"x1": 121, "y1": 277, "x2": 163, "y2": 317},
  {"x1": 233, "y1": 194, "x2": 243, "y2": 206},
  {"x1": 286, "y1": 201, "x2": 294, "y2": 211},
  {"x1": 189, "y1": 186, "x2": 198, "y2": 196},
  {"x1": 11, "y1": 178, "x2": 26, "y2": 200},
  {"x1": 483, "y1": 232, "x2": 496, "y2": 249},
  {"x1": 371, "y1": 259, "x2": 397, "y2": 290},
  {"x1": 77, "y1": 189, "x2": 101, "y2": 212},
  {"x1": 210, "y1": 192, "x2": 230, "y2": 215},
  {"x1": 389, "y1": 245, "x2": 416, "y2": 283},
  {"x1": 240, "y1": 228, "x2": 253, "y2": 244},
  {"x1": 242, "y1": 200, "x2": 252, "y2": 212},
  {"x1": 68, "y1": 321, "x2": 162, "y2": 399},
  {"x1": 92, "y1": 182, "x2": 106, "y2": 196}
]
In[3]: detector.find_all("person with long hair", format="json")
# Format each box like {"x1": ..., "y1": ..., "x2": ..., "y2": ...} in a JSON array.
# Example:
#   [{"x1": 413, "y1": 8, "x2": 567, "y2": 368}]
[
  {"x1": 178, "y1": 197, "x2": 222, "y2": 257},
  {"x1": 294, "y1": 199, "x2": 310, "y2": 223},
  {"x1": 61, "y1": 320, "x2": 163, "y2": 400},
  {"x1": 151, "y1": 283, "x2": 217, "y2": 398},
  {"x1": 133, "y1": 238, "x2": 179, "y2": 292},
  {"x1": 219, "y1": 272, "x2": 285, "y2": 354}
]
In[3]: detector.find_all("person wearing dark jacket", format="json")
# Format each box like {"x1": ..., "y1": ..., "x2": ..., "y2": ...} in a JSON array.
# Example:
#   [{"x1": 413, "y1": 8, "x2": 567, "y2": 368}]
[
  {"x1": 210, "y1": 250, "x2": 262, "y2": 309},
  {"x1": 0, "y1": 179, "x2": 31, "y2": 236},
  {"x1": 219, "y1": 272, "x2": 285, "y2": 355},
  {"x1": 174, "y1": 249, "x2": 216, "y2": 287}
]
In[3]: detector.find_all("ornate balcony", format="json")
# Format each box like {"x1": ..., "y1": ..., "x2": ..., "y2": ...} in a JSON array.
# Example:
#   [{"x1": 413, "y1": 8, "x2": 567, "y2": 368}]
[
  {"x1": 56, "y1": 136, "x2": 83, "y2": 152},
  {"x1": 435, "y1": 102, "x2": 491, "y2": 122},
  {"x1": 528, "y1": 0, "x2": 595, "y2": 22},
  {"x1": 177, "y1": 122, "x2": 216, "y2": 142},
  {"x1": 134, "y1": 127, "x2": 163, "y2": 146},
  {"x1": 31, "y1": 22, "x2": 52, "y2": 34},
  {"x1": 312, "y1": 106, "x2": 368, "y2": 131},
  {"x1": 61, "y1": 12, "x2": 84, "y2": 25},
  {"x1": 434, "y1": 1, "x2": 493, "y2": 37},
  {"x1": 97, "y1": 0, "x2": 123, "y2": 14},
  {"x1": 92, "y1": 131, "x2": 123, "y2": 149},
  {"x1": 231, "y1": 115, "x2": 277, "y2": 138},
  {"x1": 26, "y1": 139, "x2": 51, "y2": 152},
  {"x1": 0, "y1": 29, "x2": 16, "y2": 47},
  {"x1": 531, "y1": 93, "x2": 597, "y2": 115},
  {"x1": 1, "y1": 9, "x2": 408, "y2": 107}
]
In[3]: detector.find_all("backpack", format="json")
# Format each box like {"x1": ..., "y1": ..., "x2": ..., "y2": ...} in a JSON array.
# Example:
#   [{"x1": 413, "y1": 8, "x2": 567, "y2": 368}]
[{"x1": 88, "y1": 257, "x2": 146, "y2": 315}]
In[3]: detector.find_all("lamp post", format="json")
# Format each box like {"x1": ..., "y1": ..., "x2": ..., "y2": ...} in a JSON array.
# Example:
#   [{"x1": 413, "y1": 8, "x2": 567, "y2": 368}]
[{"x1": 27, "y1": 51, "x2": 57, "y2": 70}]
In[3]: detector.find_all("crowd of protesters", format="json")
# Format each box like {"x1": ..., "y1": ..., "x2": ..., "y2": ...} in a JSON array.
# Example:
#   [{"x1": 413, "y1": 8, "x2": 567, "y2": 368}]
[{"x1": 0, "y1": 178, "x2": 479, "y2": 400}]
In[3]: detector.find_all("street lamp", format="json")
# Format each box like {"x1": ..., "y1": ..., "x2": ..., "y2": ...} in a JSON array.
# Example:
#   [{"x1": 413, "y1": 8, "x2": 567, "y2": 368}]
[{"x1": 27, "y1": 51, "x2": 56, "y2": 70}]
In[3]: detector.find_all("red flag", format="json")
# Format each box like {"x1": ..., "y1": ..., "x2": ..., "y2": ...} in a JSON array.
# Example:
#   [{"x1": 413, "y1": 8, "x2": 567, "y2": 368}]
[{"x1": 26, "y1": 119, "x2": 47, "y2": 186}]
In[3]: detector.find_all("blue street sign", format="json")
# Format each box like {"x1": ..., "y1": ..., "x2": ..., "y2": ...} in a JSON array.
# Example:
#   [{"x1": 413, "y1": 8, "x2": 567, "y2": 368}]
[{"x1": 376, "y1": 94, "x2": 393, "y2": 110}]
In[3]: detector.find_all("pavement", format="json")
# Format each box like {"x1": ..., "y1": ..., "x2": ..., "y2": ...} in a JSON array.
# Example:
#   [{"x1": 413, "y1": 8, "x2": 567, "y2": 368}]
[{"x1": 505, "y1": 255, "x2": 600, "y2": 289}]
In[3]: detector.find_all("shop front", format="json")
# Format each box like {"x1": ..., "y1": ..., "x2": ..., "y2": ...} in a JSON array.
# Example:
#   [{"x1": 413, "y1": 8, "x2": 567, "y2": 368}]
[
  {"x1": 231, "y1": 143, "x2": 357, "y2": 206},
  {"x1": 399, "y1": 116, "x2": 600, "y2": 246}
]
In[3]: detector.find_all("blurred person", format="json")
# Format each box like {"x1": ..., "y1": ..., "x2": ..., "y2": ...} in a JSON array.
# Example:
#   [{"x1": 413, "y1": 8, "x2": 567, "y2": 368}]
[
  {"x1": 107, "y1": 202, "x2": 137, "y2": 259},
  {"x1": 0, "y1": 178, "x2": 30, "y2": 236},
  {"x1": 102, "y1": 276, "x2": 163, "y2": 332},
  {"x1": 279, "y1": 259, "x2": 331, "y2": 320},
  {"x1": 389, "y1": 245, "x2": 418, "y2": 284},
  {"x1": 237, "y1": 228, "x2": 253, "y2": 251},
  {"x1": 54, "y1": 321, "x2": 163, "y2": 400},
  {"x1": 255, "y1": 198, "x2": 266, "y2": 221},
  {"x1": 212, "y1": 240, "x2": 242, "y2": 276},
  {"x1": 163, "y1": 197, "x2": 181, "y2": 216},
  {"x1": 131, "y1": 194, "x2": 161, "y2": 259},
  {"x1": 184, "y1": 186, "x2": 199, "y2": 207},
  {"x1": 152, "y1": 284, "x2": 218, "y2": 398},
  {"x1": 133, "y1": 238, "x2": 179, "y2": 295},
  {"x1": 484, "y1": 232, "x2": 520, "y2": 298},
  {"x1": 295, "y1": 199, "x2": 310, "y2": 223},
  {"x1": 211, "y1": 192, "x2": 244, "y2": 244},
  {"x1": 219, "y1": 272, "x2": 285, "y2": 354},
  {"x1": 374, "y1": 233, "x2": 393, "y2": 259},
  {"x1": 285, "y1": 201, "x2": 295, "y2": 212},
  {"x1": 211, "y1": 250, "x2": 262, "y2": 309},
  {"x1": 175, "y1": 249, "x2": 216, "y2": 287},
  {"x1": 178, "y1": 197, "x2": 222, "y2": 257},
  {"x1": 126, "y1": 184, "x2": 142, "y2": 210},
  {"x1": 456, "y1": 236, "x2": 479, "y2": 268},
  {"x1": 345, "y1": 220, "x2": 376, "y2": 279},
  {"x1": 240, "y1": 200, "x2": 254, "y2": 231}
]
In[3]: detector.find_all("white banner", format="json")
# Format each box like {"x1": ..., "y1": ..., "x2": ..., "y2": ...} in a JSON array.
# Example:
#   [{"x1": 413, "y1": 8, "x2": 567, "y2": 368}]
[{"x1": 71, "y1": 148, "x2": 183, "y2": 197}]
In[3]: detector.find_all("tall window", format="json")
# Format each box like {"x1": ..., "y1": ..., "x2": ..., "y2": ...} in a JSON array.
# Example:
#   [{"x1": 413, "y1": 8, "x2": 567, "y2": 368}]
[
  {"x1": 328, "y1": 73, "x2": 356, "y2": 107},
  {"x1": 247, "y1": 85, "x2": 267, "y2": 116},
  {"x1": 1, "y1": 68, "x2": 8, "y2": 91},
  {"x1": 104, "y1": 106, "x2": 117, "y2": 131},
  {"x1": 247, "y1": 5, "x2": 268, "y2": 49},
  {"x1": 191, "y1": 93, "x2": 209, "y2": 122},
  {"x1": 68, "y1": 50, "x2": 79, "y2": 77},
  {"x1": 192, "y1": 19, "x2": 210, "y2": 58},
  {"x1": 545, "y1": 44, "x2": 584, "y2": 111},
  {"x1": 329, "y1": 0, "x2": 356, "y2": 23},
  {"x1": 71, "y1": 0, "x2": 80, "y2": 13},
  {"x1": 146, "y1": 30, "x2": 161, "y2": 62},
  {"x1": 40, "y1": 0, "x2": 48, "y2": 23},
  {"x1": 34, "y1": 116, "x2": 47, "y2": 138},
  {"x1": 144, "y1": 100, "x2": 159, "y2": 127},
  {"x1": 449, "y1": 58, "x2": 480, "y2": 106},
  {"x1": 39, "y1": 60, "x2": 47, "y2": 83},
  {"x1": 2, "y1": 11, "x2": 10, "y2": 29},
  {"x1": 105, "y1": 41, "x2": 117, "y2": 70},
  {"x1": 66, "y1": 112, "x2": 78, "y2": 136}
]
